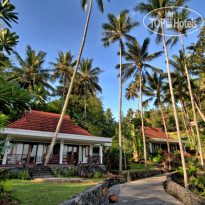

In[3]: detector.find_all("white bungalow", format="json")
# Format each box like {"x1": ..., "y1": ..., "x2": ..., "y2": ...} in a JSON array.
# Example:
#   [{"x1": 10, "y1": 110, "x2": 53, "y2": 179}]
[
  {"x1": 144, "y1": 127, "x2": 188, "y2": 153},
  {"x1": 0, "y1": 110, "x2": 112, "y2": 166}
]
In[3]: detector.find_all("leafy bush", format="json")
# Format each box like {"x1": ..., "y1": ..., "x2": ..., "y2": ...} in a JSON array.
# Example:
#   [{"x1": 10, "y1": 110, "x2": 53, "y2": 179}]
[
  {"x1": 153, "y1": 156, "x2": 163, "y2": 163},
  {"x1": 93, "y1": 172, "x2": 100, "y2": 179},
  {"x1": 0, "y1": 180, "x2": 12, "y2": 192},
  {"x1": 2, "y1": 170, "x2": 31, "y2": 180},
  {"x1": 104, "y1": 146, "x2": 130, "y2": 170},
  {"x1": 52, "y1": 167, "x2": 78, "y2": 177},
  {"x1": 18, "y1": 170, "x2": 31, "y2": 180}
]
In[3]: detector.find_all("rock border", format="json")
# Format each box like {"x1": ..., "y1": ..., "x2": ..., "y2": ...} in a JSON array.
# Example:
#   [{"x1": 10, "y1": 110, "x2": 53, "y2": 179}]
[
  {"x1": 58, "y1": 170, "x2": 163, "y2": 205},
  {"x1": 164, "y1": 173, "x2": 205, "y2": 205}
]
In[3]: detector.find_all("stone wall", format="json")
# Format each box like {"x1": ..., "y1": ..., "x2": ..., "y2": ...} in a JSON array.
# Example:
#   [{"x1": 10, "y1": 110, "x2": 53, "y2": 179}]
[
  {"x1": 58, "y1": 170, "x2": 162, "y2": 205},
  {"x1": 164, "y1": 173, "x2": 205, "y2": 205}
]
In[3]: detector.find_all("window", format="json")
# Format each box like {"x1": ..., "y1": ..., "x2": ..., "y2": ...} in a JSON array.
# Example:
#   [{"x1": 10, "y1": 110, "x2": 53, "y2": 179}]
[
  {"x1": 93, "y1": 147, "x2": 99, "y2": 156},
  {"x1": 85, "y1": 145, "x2": 89, "y2": 157}
]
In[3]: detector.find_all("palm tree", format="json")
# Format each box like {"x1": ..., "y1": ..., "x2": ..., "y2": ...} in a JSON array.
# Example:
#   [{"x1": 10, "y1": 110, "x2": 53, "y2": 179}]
[
  {"x1": 11, "y1": 45, "x2": 54, "y2": 93},
  {"x1": 164, "y1": 68, "x2": 197, "y2": 149},
  {"x1": 125, "y1": 83, "x2": 138, "y2": 116},
  {"x1": 167, "y1": 7, "x2": 204, "y2": 166},
  {"x1": 131, "y1": 74, "x2": 141, "y2": 116},
  {"x1": 44, "y1": 0, "x2": 110, "y2": 165},
  {"x1": 135, "y1": 0, "x2": 189, "y2": 187},
  {"x1": 121, "y1": 38, "x2": 163, "y2": 171},
  {"x1": 75, "y1": 58, "x2": 103, "y2": 119},
  {"x1": 50, "y1": 50, "x2": 75, "y2": 110},
  {"x1": 0, "y1": 0, "x2": 19, "y2": 55},
  {"x1": 145, "y1": 72, "x2": 172, "y2": 169},
  {"x1": 101, "y1": 10, "x2": 139, "y2": 171}
]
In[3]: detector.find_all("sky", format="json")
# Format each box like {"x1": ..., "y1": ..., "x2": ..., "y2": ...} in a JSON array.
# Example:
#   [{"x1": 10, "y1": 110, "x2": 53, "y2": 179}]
[{"x1": 9, "y1": 0, "x2": 205, "y2": 120}]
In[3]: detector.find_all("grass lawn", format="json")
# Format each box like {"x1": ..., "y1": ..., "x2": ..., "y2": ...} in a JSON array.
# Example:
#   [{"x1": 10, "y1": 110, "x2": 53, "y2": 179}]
[
  {"x1": 124, "y1": 162, "x2": 159, "y2": 172},
  {"x1": 11, "y1": 180, "x2": 96, "y2": 205}
]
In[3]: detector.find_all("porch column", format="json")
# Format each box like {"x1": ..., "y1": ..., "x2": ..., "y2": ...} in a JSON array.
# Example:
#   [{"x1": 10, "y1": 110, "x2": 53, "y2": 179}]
[
  {"x1": 2, "y1": 136, "x2": 10, "y2": 165},
  {"x1": 90, "y1": 145, "x2": 93, "y2": 156},
  {"x1": 59, "y1": 140, "x2": 64, "y2": 164},
  {"x1": 149, "y1": 143, "x2": 153, "y2": 153},
  {"x1": 99, "y1": 144, "x2": 103, "y2": 164}
]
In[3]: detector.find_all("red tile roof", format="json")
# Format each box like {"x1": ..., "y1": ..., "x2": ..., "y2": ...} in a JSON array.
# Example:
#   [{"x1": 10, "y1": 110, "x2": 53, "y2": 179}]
[
  {"x1": 144, "y1": 127, "x2": 175, "y2": 140},
  {"x1": 8, "y1": 110, "x2": 92, "y2": 136}
]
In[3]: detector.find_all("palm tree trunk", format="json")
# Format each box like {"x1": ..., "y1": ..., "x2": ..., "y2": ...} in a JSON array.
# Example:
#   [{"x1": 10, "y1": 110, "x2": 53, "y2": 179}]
[
  {"x1": 138, "y1": 94, "x2": 140, "y2": 117},
  {"x1": 62, "y1": 72, "x2": 66, "y2": 111},
  {"x1": 140, "y1": 68, "x2": 147, "y2": 171},
  {"x1": 84, "y1": 83, "x2": 87, "y2": 120},
  {"x1": 180, "y1": 33, "x2": 204, "y2": 166},
  {"x1": 159, "y1": 102, "x2": 171, "y2": 170},
  {"x1": 132, "y1": 97, "x2": 135, "y2": 116},
  {"x1": 180, "y1": 100, "x2": 195, "y2": 149},
  {"x1": 161, "y1": 19, "x2": 188, "y2": 188},
  {"x1": 195, "y1": 101, "x2": 205, "y2": 122},
  {"x1": 119, "y1": 40, "x2": 122, "y2": 172},
  {"x1": 44, "y1": 0, "x2": 93, "y2": 166}
]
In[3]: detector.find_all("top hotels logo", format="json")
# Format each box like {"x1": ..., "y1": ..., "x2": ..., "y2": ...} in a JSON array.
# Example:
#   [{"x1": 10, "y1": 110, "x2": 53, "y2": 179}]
[{"x1": 143, "y1": 6, "x2": 204, "y2": 36}]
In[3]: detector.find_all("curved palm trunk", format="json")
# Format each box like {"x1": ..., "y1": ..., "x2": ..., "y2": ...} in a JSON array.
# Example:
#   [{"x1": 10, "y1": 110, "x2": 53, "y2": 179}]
[
  {"x1": 44, "y1": 0, "x2": 93, "y2": 166},
  {"x1": 140, "y1": 68, "x2": 147, "y2": 171},
  {"x1": 159, "y1": 102, "x2": 171, "y2": 170},
  {"x1": 195, "y1": 101, "x2": 205, "y2": 122},
  {"x1": 119, "y1": 40, "x2": 122, "y2": 172},
  {"x1": 180, "y1": 33, "x2": 204, "y2": 166},
  {"x1": 62, "y1": 72, "x2": 66, "y2": 111},
  {"x1": 180, "y1": 100, "x2": 195, "y2": 149},
  {"x1": 161, "y1": 19, "x2": 188, "y2": 187},
  {"x1": 132, "y1": 97, "x2": 135, "y2": 116}
]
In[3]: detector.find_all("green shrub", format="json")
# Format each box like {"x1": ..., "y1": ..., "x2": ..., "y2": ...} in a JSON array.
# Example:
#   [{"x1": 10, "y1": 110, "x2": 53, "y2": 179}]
[
  {"x1": 52, "y1": 167, "x2": 79, "y2": 177},
  {"x1": 93, "y1": 172, "x2": 100, "y2": 179},
  {"x1": 17, "y1": 170, "x2": 31, "y2": 180},
  {"x1": 0, "y1": 180, "x2": 12, "y2": 192},
  {"x1": 153, "y1": 156, "x2": 162, "y2": 163},
  {"x1": 2, "y1": 170, "x2": 31, "y2": 180},
  {"x1": 101, "y1": 174, "x2": 106, "y2": 178}
]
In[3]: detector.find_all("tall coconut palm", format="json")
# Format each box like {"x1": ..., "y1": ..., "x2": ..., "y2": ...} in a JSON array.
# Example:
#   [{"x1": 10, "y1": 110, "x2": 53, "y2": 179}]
[
  {"x1": 135, "y1": 0, "x2": 189, "y2": 187},
  {"x1": 169, "y1": 51, "x2": 200, "y2": 151},
  {"x1": 11, "y1": 45, "x2": 54, "y2": 93},
  {"x1": 164, "y1": 68, "x2": 197, "y2": 149},
  {"x1": 101, "y1": 10, "x2": 139, "y2": 171},
  {"x1": 44, "y1": 0, "x2": 110, "y2": 165},
  {"x1": 131, "y1": 74, "x2": 141, "y2": 116},
  {"x1": 121, "y1": 38, "x2": 163, "y2": 171},
  {"x1": 125, "y1": 83, "x2": 138, "y2": 116},
  {"x1": 75, "y1": 58, "x2": 103, "y2": 119},
  {"x1": 167, "y1": 7, "x2": 204, "y2": 166},
  {"x1": 50, "y1": 50, "x2": 75, "y2": 110}
]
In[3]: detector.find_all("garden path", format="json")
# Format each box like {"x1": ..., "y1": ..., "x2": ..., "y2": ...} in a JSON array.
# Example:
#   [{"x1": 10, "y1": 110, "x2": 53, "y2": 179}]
[{"x1": 108, "y1": 173, "x2": 183, "y2": 205}]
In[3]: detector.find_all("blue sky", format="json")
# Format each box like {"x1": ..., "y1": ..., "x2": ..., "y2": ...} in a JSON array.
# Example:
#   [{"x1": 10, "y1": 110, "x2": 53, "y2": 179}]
[{"x1": 10, "y1": 0, "x2": 204, "y2": 119}]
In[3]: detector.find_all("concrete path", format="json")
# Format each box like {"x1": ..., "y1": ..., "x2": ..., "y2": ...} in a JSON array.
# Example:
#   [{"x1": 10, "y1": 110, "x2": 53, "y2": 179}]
[{"x1": 108, "y1": 174, "x2": 183, "y2": 205}]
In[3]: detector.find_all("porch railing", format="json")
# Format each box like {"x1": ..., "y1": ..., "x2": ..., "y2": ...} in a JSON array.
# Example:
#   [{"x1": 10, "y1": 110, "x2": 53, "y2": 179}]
[{"x1": 7, "y1": 154, "x2": 28, "y2": 165}]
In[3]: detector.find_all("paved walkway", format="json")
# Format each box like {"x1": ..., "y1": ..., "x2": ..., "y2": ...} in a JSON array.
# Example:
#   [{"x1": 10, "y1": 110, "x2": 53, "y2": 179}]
[{"x1": 108, "y1": 173, "x2": 183, "y2": 205}]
